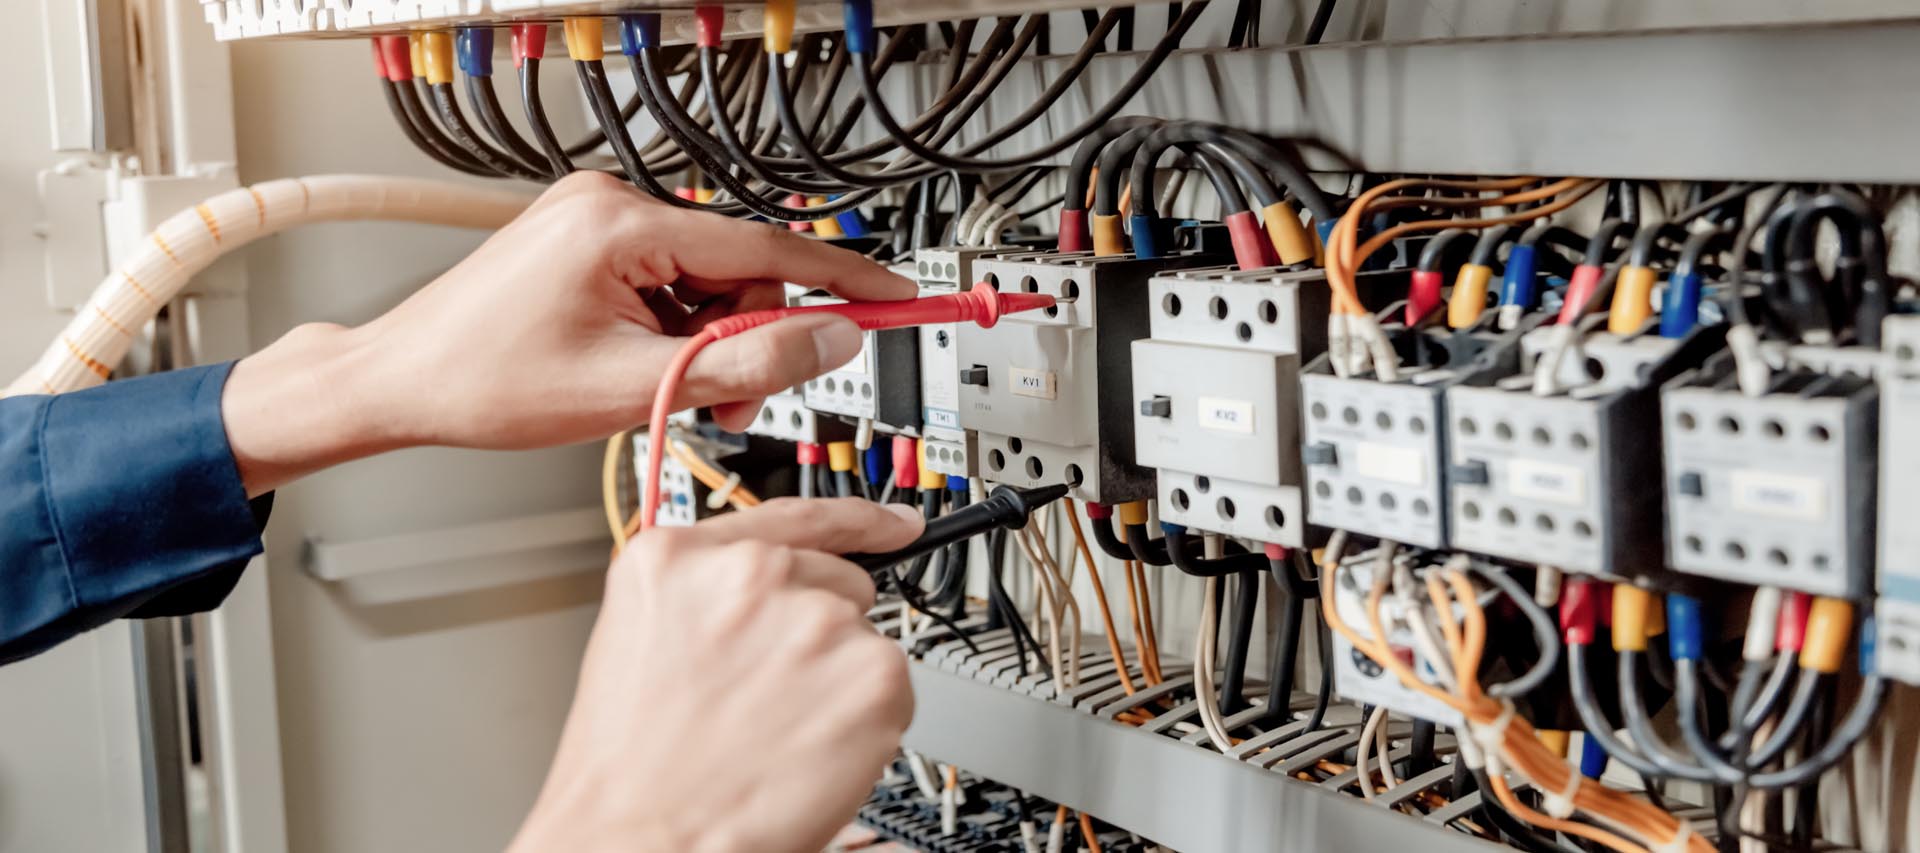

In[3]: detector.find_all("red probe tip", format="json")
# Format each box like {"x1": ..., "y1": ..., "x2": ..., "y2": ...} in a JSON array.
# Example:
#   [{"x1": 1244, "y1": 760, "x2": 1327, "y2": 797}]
[{"x1": 970, "y1": 281, "x2": 1056, "y2": 328}]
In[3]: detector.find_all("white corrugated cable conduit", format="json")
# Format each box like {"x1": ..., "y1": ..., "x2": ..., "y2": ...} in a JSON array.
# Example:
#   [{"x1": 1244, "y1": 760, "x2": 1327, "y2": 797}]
[{"x1": 6, "y1": 175, "x2": 534, "y2": 398}]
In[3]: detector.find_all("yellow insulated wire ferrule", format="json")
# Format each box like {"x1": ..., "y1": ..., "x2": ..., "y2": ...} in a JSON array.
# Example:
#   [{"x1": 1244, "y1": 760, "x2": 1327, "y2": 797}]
[
  {"x1": 1537, "y1": 729, "x2": 1570, "y2": 758},
  {"x1": 764, "y1": 0, "x2": 798, "y2": 54},
  {"x1": 1445, "y1": 263, "x2": 1493, "y2": 329},
  {"x1": 1611, "y1": 584, "x2": 1655, "y2": 653},
  {"x1": 407, "y1": 32, "x2": 428, "y2": 77},
  {"x1": 1608, "y1": 265, "x2": 1658, "y2": 334},
  {"x1": 422, "y1": 31, "x2": 456, "y2": 85},
  {"x1": 827, "y1": 441, "x2": 856, "y2": 473},
  {"x1": 1117, "y1": 501, "x2": 1150, "y2": 527},
  {"x1": 563, "y1": 18, "x2": 605, "y2": 62},
  {"x1": 1262, "y1": 201, "x2": 1315, "y2": 266},
  {"x1": 1091, "y1": 213, "x2": 1127, "y2": 257},
  {"x1": 809, "y1": 197, "x2": 845, "y2": 238},
  {"x1": 1799, "y1": 597, "x2": 1854, "y2": 674},
  {"x1": 916, "y1": 440, "x2": 943, "y2": 490}
]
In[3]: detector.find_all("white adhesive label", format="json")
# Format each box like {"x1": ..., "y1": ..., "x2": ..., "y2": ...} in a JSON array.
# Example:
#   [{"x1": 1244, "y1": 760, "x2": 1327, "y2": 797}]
[
  {"x1": 923, "y1": 408, "x2": 960, "y2": 429},
  {"x1": 1008, "y1": 367, "x2": 1057, "y2": 400},
  {"x1": 1729, "y1": 470, "x2": 1827, "y2": 521},
  {"x1": 1507, "y1": 459, "x2": 1587, "y2": 506},
  {"x1": 1352, "y1": 442, "x2": 1428, "y2": 487},
  {"x1": 1196, "y1": 396, "x2": 1255, "y2": 434}
]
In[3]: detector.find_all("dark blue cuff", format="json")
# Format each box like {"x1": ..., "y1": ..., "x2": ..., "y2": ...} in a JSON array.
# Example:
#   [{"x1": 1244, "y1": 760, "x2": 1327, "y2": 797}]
[{"x1": 1, "y1": 362, "x2": 268, "y2": 664}]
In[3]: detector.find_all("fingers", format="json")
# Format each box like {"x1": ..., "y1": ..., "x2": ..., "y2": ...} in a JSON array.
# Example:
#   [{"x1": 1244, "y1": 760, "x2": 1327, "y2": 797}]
[
  {"x1": 787, "y1": 552, "x2": 880, "y2": 611},
  {"x1": 691, "y1": 497, "x2": 925, "y2": 555},
  {"x1": 638, "y1": 212, "x2": 915, "y2": 303},
  {"x1": 674, "y1": 314, "x2": 863, "y2": 411}
]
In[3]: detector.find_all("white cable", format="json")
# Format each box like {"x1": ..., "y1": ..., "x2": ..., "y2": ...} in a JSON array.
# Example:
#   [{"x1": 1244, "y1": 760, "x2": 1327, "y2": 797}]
[
  {"x1": 1030, "y1": 525, "x2": 1082, "y2": 688},
  {"x1": 903, "y1": 749, "x2": 940, "y2": 800},
  {"x1": 7, "y1": 175, "x2": 532, "y2": 397},
  {"x1": 1530, "y1": 323, "x2": 1580, "y2": 396},
  {"x1": 854, "y1": 417, "x2": 876, "y2": 451},
  {"x1": 1191, "y1": 575, "x2": 1235, "y2": 752},
  {"x1": 953, "y1": 190, "x2": 991, "y2": 247},
  {"x1": 1354, "y1": 314, "x2": 1402, "y2": 381},
  {"x1": 1019, "y1": 821, "x2": 1040, "y2": 853},
  {"x1": 1327, "y1": 314, "x2": 1355, "y2": 378},
  {"x1": 1534, "y1": 566, "x2": 1563, "y2": 608},
  {"x1": 1726, "y1": 322, "x2": 1773, "y2": 397},
  {"x1": 968, "y1": 201, "x2": 1010, "y2": 246},
  {"x1": 1045, "y1": 814, "x2": 1065, "y2": 853},
  {"x1": 1356, "y1": 705, "x2": 1390, "y2": 801}
]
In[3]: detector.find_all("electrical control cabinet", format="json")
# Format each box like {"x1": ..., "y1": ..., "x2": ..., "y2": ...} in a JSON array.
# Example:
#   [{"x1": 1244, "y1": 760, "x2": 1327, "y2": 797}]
[
  {"x1": 1878, "y1": 317, "x2": 1920, "y2": 683},
  {"x1": 1327, "y1": 550, "x2": 1466, "y2": 726},
  {"x1": 958, "y1": 250, "x2": 1218, "y2": 504},
  {"x1": 1129, "y1": 266, "x2": 1323, "y2": 546},
  {"x1": 1446, "y1": 325, "x2": 1725, "y2": 578},
  {"x1": 916, "y1": 247, "x2": 1001, "y2": 478},
  {"x1": 1663, "y1": 349, "x2": 1879, "y2": 599},
  {"x1": 798, "y1": 293, "x2": 923, "y2": 431}
]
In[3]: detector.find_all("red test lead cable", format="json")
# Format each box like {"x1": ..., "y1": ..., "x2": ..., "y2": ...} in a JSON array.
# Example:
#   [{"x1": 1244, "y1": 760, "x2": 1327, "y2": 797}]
[{"x1": 638, "y1": 283, "x2": 1056, "y2": 530}]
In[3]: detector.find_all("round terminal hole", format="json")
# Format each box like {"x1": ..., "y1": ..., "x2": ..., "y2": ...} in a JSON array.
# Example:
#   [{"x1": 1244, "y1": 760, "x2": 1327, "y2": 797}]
[
  {"x1": 1899, "y1": 343, "x2": 1917, "y2": 362},
  {"x1": 983, "y1": 272, "x2": 1000, "y2": 289},
  {"x1": 1376, "y1": 412, "x2": 1394, "y2": 431},
  {"x1": 1573, "y1": 520, "x2": 1593, "y2": 538},
  {"x1": 1311, "y1": 402, "x2": 1329, "y2": 421},
  {"x1": 1763, "y1": 420, "x2": 1785, "y2": 439},
  {"x1": 1570, "y1": 432, "x2": 1590, "y2": 450},
  {"x1": 1409, "y1": 417, "x2": 1427, "y2": 435},
  {"x1": 1809, "y1": 424, "x2": 1831, "y2": 443},
  {"x1": 1531, "y1": 427, "x2": 1552, "y2": 447},
  {"x1": 859, "y1": 382, "x2": 872, "y2": 399},
  {"x1": 1045, "y1": 305, "x2": 1059, "y2": 318},
  {"x1": 917, "y1": 261, "x2": 930, "y2": 277},
  {"x1": 1677, "y1": 411, "x2": 1697, "y2": 431},
  {"x1": 1768, "y1": 548, "x2": 1789, "y2": 566},
  {"x1": 1412, "y1": 498, "x2": 1431, "y2": 516},
  {"x1": 1812, "y1": 553, "x2": 1831, "y2": 571},
  {"x1": 760, "y1": 407, "x2": 775, "y2": 425},
  {"x1": 1007, "y1": 437, "x2": 1024, "y2": 454},
  {"x1": 1171, "y1": 488, "x2": 1191, "y2": 511},
  {"x1": 1216, "y1": 497, "x2": 1237, "y2": 519},
  {"x1": 1346, "y1": 486, "x2": 1364, "y2": 505},
  {"x1": 1064, "y1": 464, "x2": 1084, "y2": 486},
  {"x1": 1462, "y1": 501, "x2": 1482, "y2": 521},
  {"x1": 1493, "y1": 422, "x2": 1514, "y2": 441},
  {"x1": 1315, "y1": 481, "x2": 1332, "y2": 499},
  {"x1": 1497, "y1": 507, "x2": 1517, "y2": 526},
  {"x1": 1535, "y1": 514, "x2": 1555, "y2": 533},
  {"x1": 1194, "y1": 475, "x2": 1212, "y2": 494},
  {"x1": 1718, "y1": 415, "x2": 1741, "y2": 435},
  {"x1": 1020, "y1": 275, "x2": 1040, "y2": 293},
  {"x1": 1265, "y1": 505, "x2": 1286, "y2": 528},
  {"x1": 1459, "y1": 418, "x2": 1479, "y2": 437},
  {"x1": 823, "y1": 378, "x2": 837, "y2": 394},
  {"x1": 1208, "y1": 296, "x2": 1229, "y2": 320},
  {"x1": 1378, "y1": 493, "x2": 1397, "y2": 511},
  {"x1": 1725, "y1": 541, "x2": 1748, "y2": 561},
  {"x1": 789, "y1": 411, "x2": 804, "y2": 429},
  {"x1": 988, "y1": 450, "x2": 1006, "y2": 471},
  {"x1": 1684, "y1": 535, "x2": 1703, "y2": 553},
  {"x1": 1236, "y1": 322, "x2": 1254, "y2": 342},
  {"x1": 1025, "y1": 456, "x2": 1045, "y2": 479},
  {"x1": 1258, "y1": 300, "x2": 1279, "y2": 324},
  {"x1": 944, "y1": 263, "x2": 958, "y2": 279},
  {"x1": 1061, "y1": 280, "x2": 1080, "y2": 302},
  {"x1": 1162, "y1": 293, "x2": 1183, "y2": 317},
  {"x1": 1343, "y1": 407, "x2": 1360, "y2": 426}
]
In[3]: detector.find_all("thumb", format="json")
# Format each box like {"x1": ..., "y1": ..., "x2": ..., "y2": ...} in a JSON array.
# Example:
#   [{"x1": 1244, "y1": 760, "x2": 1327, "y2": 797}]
[{"x1": 675, "y1": 314, "x2": 863, "y2": 411}]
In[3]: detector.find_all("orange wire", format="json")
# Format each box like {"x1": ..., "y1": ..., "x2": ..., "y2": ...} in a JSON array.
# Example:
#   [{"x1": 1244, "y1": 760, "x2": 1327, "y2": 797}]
[
  {"x1": 1135, "y1": 560, "x2": 1163, "y2": 683},
  {"x1": 1065, "y1": 500, "x2": 1136, "y2": 695},
  {"x1": 1077, "y1": 812, "x2": 1104, "y2": 853}
]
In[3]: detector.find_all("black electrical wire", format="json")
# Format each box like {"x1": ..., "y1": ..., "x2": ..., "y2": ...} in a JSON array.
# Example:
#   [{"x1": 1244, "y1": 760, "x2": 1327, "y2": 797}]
[
  {"x1": 1220, "y1": 568, "x2": 1260, "y2": 715},
  {"x1": 1785, "y1": 188, "x2": 1893, "y2": 347},
  {"x1": 1470, "y1": 565, "x2": 1560, "y2": 698},
  {"x1": 1125, "y1": 121, "x2": 1338, "y2": 222},
  {"x1": 1721, "y1": 652, "x2": 1798, "y2": 751},
  {"x1": 1617, "y1": 650, "x2": 1723, "y2": 782},
  {"x1": 395, "y1": 78, "x2": 497, "y2": 175},
  {"x1": 1566, "y1": 643, "x2": 1669, "y2": 779},
  {"x1": 1063, "y1": 117, "x2": 1164, "y2": 216},
  {"x1": 1468, "y1": 769, "x2": 1584, "y2": 853},
  {"x1": 1261, "y1": 588, "x2": 1306, "y2": 726},
  {"x1": 1304, "y1": 0, "x2": 1337, "y2": 44},
  {"x1": 1164, "y1": 528, "x2": 1265, "y2": 576},
  {"x1": 1746, "y1": 674, "x2": 1886, "y2": 789},
  {"x1": 1301, "y1": 614, "x2": 1334, "y2": 733},
  {"x1": 1092, "y1": 124, "x2": 1165, "y2": 216},
  {"x1": 1124, "y1": 523, "x2": 1173, "y2": 567},
  {"x1": 518, "y1": 58, "x2": 579, "y2": 175},
  {"x1": 1720, "y1": 185, "x2": 1789, "y2": 330},
  {"x1": 840, "y1": 2, "x2": 1211, "y2": 176},
  {"x1": 429, "y1": 81, "x2": 548, "y2": 179},
  {"x1": 382, "y1": 78, "x2": 494, "y2": 176},
  {"x1": 1743, "y1": 671, "x2": 1824, "y2": 769}
]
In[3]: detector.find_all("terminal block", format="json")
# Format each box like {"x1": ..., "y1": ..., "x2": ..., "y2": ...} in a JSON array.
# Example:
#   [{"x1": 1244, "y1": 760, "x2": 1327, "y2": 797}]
[
  {"x1": 958, "y1": 249, "x2": 1219, "y2": 503},
  {"x1": 1663, "y1": 347, "x2": 1879, "y2": 600},
  {"x1": 797, "y1": 293, "x2": 923, "y2": 431},
  {"x1": 1300, "y1": 317, "x2": 1519, "y2": 549},
  {"x1": 1879, "y1": 316, "x2": 1920, "y2": 683},
  {"x1": 915, "y1": 247, "x2": 1002, "y2": 478},
  {"x1": 745, "y1": 390, "x2": 854, "y2": 446},
  {"x1": 1445, "y1": 323, "x2": 1725, "y2": 578},
  {"x1": 631, "y1": 432, "x2": 707, "y2": 528},
  {"x1": 1130, "y1": 267, "x2": 1321, "y2": 546},
  {"x1": 1327, "y1": 550, "x2": 1465, "y2": 726}
]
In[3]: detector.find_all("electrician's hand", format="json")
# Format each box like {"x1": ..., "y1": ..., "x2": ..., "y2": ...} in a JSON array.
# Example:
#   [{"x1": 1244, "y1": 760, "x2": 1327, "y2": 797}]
[
  {"x1": 510, "y1": 498, "x2": 923, "y2": 853},
  {"x1": 223, "y1": 172, "x2": 913, "y2": 495}
]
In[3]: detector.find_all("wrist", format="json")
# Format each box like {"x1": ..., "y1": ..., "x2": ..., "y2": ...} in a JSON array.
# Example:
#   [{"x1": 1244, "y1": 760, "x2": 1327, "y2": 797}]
[{"x1": 222, "y1": 322, "x2": 417, "y2": 496}]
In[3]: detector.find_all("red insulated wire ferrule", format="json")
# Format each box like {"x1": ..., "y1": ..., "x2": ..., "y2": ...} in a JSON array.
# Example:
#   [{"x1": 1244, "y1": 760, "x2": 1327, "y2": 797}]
[
  {"x1": 695, "y1": 6, "x2": 725, "y2": 48},
  {"x1": 796, "y1": 442, "x2": 826, "y2": 466},
  {"x1": 1058, "y1": 209, "x2": 1091, "y2": 253},
  {"x1": 1085, "y1": 502, "x2": 1112, "y2": 520},
  {"x1": 378, "y1": 37, "x2": 413, "y2": 83},
  {"x1": 1777, "y1": 591, "x2": 1813, "y2": 652},
  {"x1": 1556, "y1": 263, "x2": 1604, "y2": 326},
  {"x1": 892, "y1": 436, "x2": 918, "y2": 489},
  {"x1": 1559, "y1": 577, "x2": 1601, "y2": 645},
  {"x1": 371, "y1": 39, "x2": 389, "y2": 78},
  {"x1": 787, "y1": 194, "x2": 812, "y2": 232},
  {"x1": 702, "y1": 282, "x2": 1055, "y2": 340},
  {"x1": 1406, "y1": 269, "x2": 1443, "y2": 326},
  {"x1": 511, "y1": 23, "x2": 547, "y2": 68},
  {"x1": 1224, "y1": 210, "x2": 1270, "y2": 271},
  {"x1": 1263, "y1": 542, "x2": 1287, "y2": 560}
]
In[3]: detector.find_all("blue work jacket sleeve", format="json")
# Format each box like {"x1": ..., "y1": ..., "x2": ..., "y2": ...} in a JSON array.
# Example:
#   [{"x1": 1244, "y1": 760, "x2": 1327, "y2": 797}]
[{"x1": 1, "y1": 362, "x2": 270, "y2": 665}]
